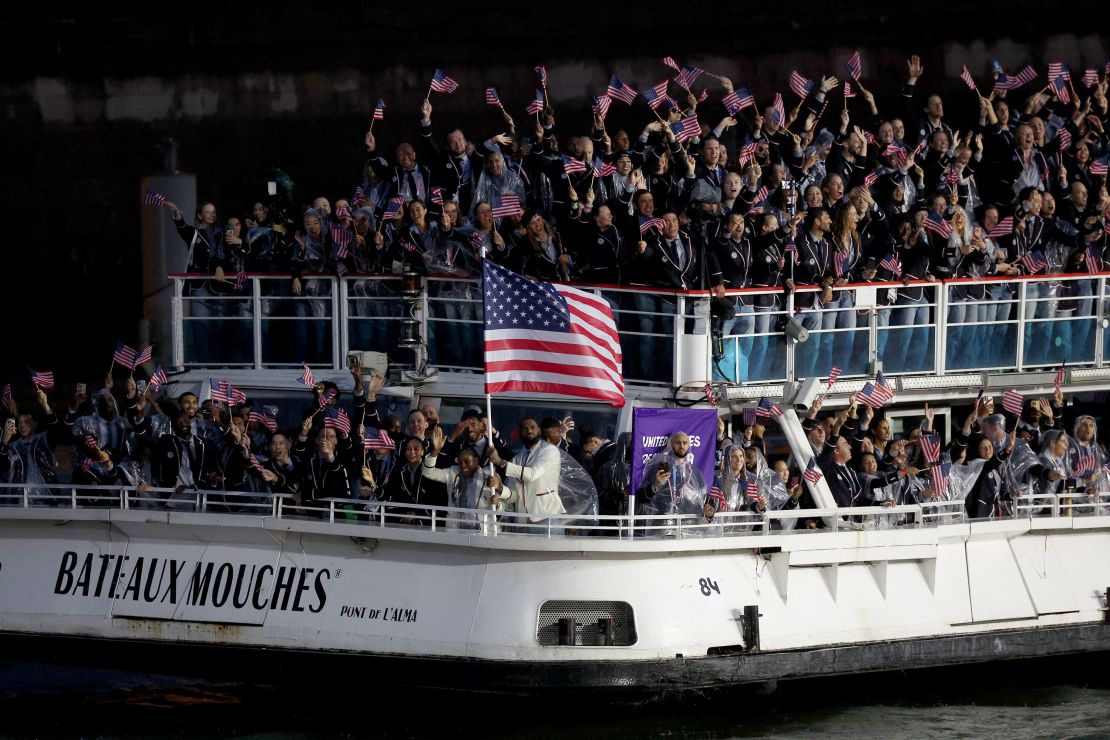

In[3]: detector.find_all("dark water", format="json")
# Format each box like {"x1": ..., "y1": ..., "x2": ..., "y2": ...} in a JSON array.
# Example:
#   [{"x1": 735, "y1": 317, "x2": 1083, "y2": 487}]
[{"x1": 2, "y1": 652, "x2": 1109, "y2": 738}]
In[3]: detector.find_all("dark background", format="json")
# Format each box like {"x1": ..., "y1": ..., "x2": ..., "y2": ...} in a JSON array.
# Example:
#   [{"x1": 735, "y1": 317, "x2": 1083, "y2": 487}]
[{"x1": 1, "y1": 1, "x2": 1105, "y2": 387}]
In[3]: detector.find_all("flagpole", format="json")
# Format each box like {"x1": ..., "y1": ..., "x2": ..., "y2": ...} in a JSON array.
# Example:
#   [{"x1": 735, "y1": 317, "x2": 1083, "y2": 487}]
[{"x1": 480, "y1": 244, "x2": 496, "y2": 478}]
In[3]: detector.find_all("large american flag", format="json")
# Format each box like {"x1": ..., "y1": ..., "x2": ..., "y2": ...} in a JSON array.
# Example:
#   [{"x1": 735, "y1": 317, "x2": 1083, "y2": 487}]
[
  {"x1": 429, "y1": 69, "x2": 459, "y2": 94},
  {"x1": 606, "y1": 76, "x2": 638, "y2": 104},
  {"x1": 483, "y1": 260, "x2": 624, "y2": 407}
]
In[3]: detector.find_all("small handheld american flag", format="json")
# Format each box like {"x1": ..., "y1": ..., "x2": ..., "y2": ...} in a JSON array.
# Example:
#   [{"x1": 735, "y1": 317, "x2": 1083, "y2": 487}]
[
  {"x1": 248, "y1": 411, "x2": 278, "y2": 432},
  {"x1": 920, "y1": 434, "x2": 941, "y2": 464},
  {"x1": 988, "y1": 215, "x2": 1014, "y2": 240},
  {"x1": 148, "y1": 365, "x2": 168, "y2": 393},
  {"x1": 373, "y1": 98, "x2": 385, "y2": 121},
  {"x1": 592, "y1": 95, "x2": 612, "y2": 119},
  {"x1": 429, "y1": 69, "x2": 459, "y2": 94},
  {"x1": 561, "y1": 154, "x2": 589, "y2": 174},
  {"x1": 708, "y1": 485, "x2": 727, "y2": 511},
  {"x1": 756, "y1": 397, "x2": 784, "y2": 417},
  {"x1": 1020, "y1": 251, "x2": 1048, "y2": 274},
  {"x1": 638, "y1": 215, "x2": 666, "y2": 234},
  {"x1": 30, "y1": 369, "x2": 54, "y2": 389},
  {"x1": 363, "y1": 428, "x2": 396, "y2": 451},
  {"x1": 643, "y1": 80, "x2": 669, "y2": 111},
  {"x1": 1084, "y1": 68, "x2": 1100, "y2": 88},
  {"x1": 722, "y1": 91, "x2": 743, "y2": 116},
  {"x1": 534, "y1": 65, "x2": 548, "y2": 89},
  {"x1": 846, "y1": 51, "x2": 862, "y2": 81},
  {"x1": 803, "y1": 459, "x2": 823, "y2": 484},
  {"x1": 136, "y1": 345, "x2": 153, "y2": 367},
  {"x1": 827, "y1": 367, "x2": 842, "y2": 386},
  {"x1": 930, "y1": 462, "x2": 951, "y2": 497},
  {"x1": 606, "y1": 76, "x2": 638, "y2": 105},
  {"x1": 771, "y1": 94, "x2": 785, "y2": 126},
  {"x1": 879, "y1": 253, "x2": 902, "y2": 277},
  {"x1": 1, "y1": 384, "x2": 12, "y2": 407},
  {"x1": 301, "y1": 362, "x2": 315, "y2": 387},
  {"x1": 324, "y1": 407, "x2": 352, "y2": 435},
  {"x1": 670, "y1": 116, "x2": 700, "y2": 143},
  {"x1": 248, "y1": 454, "x2": 266, "y2": 474},
  {"x1": 484, "y1": 87, "x2": 501, "y2": 106},
  {"x1": 960, "y1": 65, "x2": 978, "y2": 92},
  {"x1": 143, "y1": 190, "x2": 167, "y2": 207},
  {"x1": 113, "y1": 342, "x2": 138, "y2": 371},
  {"x1": 319, "y1": 387, "x2": 338, "y2": 407},
  {"x1": 1054, "y1": 365, "x2": 1065, "y2": 388},
  {"x1": 923, "y1": 213, "x2": 953, "y2": 239},
  {"x1": 490, "y1": 193, "x2": 522, "y2": 219},
  {"x1": 1001, "y1": 389, "x2": 1024, "y2": 416},
  {"x1": 382, "y1": 197, "x2": 406, "y2": 218},
  {"x1": 674, "y1": 65, "x2": 703, "y2": 91},
  {"x1": 788, "y1": 71, "x2": 814, "y2": 98},
  {"x1": 526, "y1": 89, "x2": 545, "y2": 114}
]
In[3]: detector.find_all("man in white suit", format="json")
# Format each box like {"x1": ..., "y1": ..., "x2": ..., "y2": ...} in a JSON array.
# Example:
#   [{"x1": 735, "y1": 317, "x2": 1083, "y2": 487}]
[{"x1": 489, "y1": 418, "x2": 565, "y2": 524}]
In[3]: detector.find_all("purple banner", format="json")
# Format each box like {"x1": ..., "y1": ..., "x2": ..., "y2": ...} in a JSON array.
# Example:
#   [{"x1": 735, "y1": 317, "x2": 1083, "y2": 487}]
[{"x1": 630, "y1": 408, "x2": 718, "y2": 494}]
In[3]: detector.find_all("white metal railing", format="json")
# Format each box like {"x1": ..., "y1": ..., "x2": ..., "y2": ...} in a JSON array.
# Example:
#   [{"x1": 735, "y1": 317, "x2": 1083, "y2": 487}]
[
  {"x1": 6, "y1": 482, "x2": 1108, "y2": 540},
  {"x1": 170, "y1": 272, "x2": 1110, "y2": 387}
]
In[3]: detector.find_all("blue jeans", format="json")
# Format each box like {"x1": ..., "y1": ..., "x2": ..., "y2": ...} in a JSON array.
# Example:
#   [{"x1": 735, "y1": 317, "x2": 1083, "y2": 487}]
[
  {"x1": 887, "y1": 294, "x2": 931, "y2": 372},
  {"x1": 718, "y1": 303, "x2": 754, "y2": 382}
]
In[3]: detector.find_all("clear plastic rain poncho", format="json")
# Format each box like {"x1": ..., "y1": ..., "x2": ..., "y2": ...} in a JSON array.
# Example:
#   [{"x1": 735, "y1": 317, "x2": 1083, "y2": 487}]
[
  {"x1": 640, "y1": 447, "x2": 708, "y2": 520},
  {"x1": 870, "y1": 472, "x2": 930, "y2": 529},
  {"x1": 4, "y1": 431, "x2": 56, "y2": 501},
  {"x1": 713, "y1": 446, "x2": 791, "y2": 533},
  {"x1": 557, "y1": 450, "x2": 600, "y2": 528},
  {"x1": 1001, "y1": 438, "x2": 1042, "y2": 514},
  {"x1": 1067, "y1": 415, "x2": 1108, "y2": 515}
]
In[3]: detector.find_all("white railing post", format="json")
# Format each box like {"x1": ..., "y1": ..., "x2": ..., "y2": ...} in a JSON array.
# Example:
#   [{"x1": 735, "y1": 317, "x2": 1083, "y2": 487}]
[
  {"x1": 172, "y1": 277, "x2": 185, "y2": 370},
  {"x1": 1096, "y1": 276, "x2": 1106, "y2": 367},
  {"x1": 331, "y1": 277, "x2": 342, "y2": 369},
  {"x1": 785, "y1": 291, "x2": 796, "y2": 381},
  {"x1": 673, "y1": 295, "x2": 684, "y2": 387},
  {"x1": 252, "y1": 277, "x2": 263, "y2": 370},
  {"x1": 868, "y1": 286, "x2": 878, "y2": 367},
  {"x1": 338, "y1": 277, "x2": 350, "y2": 360},
  {"x1": 935, "y1": 282, "x2": 947, "y2": 375},
  {"x1": 627, "y1": 493, "x2": 636, "y2": 540},
  {"x1": 1015, "y1": 280, "x2": 1027, "y2": 371}
]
